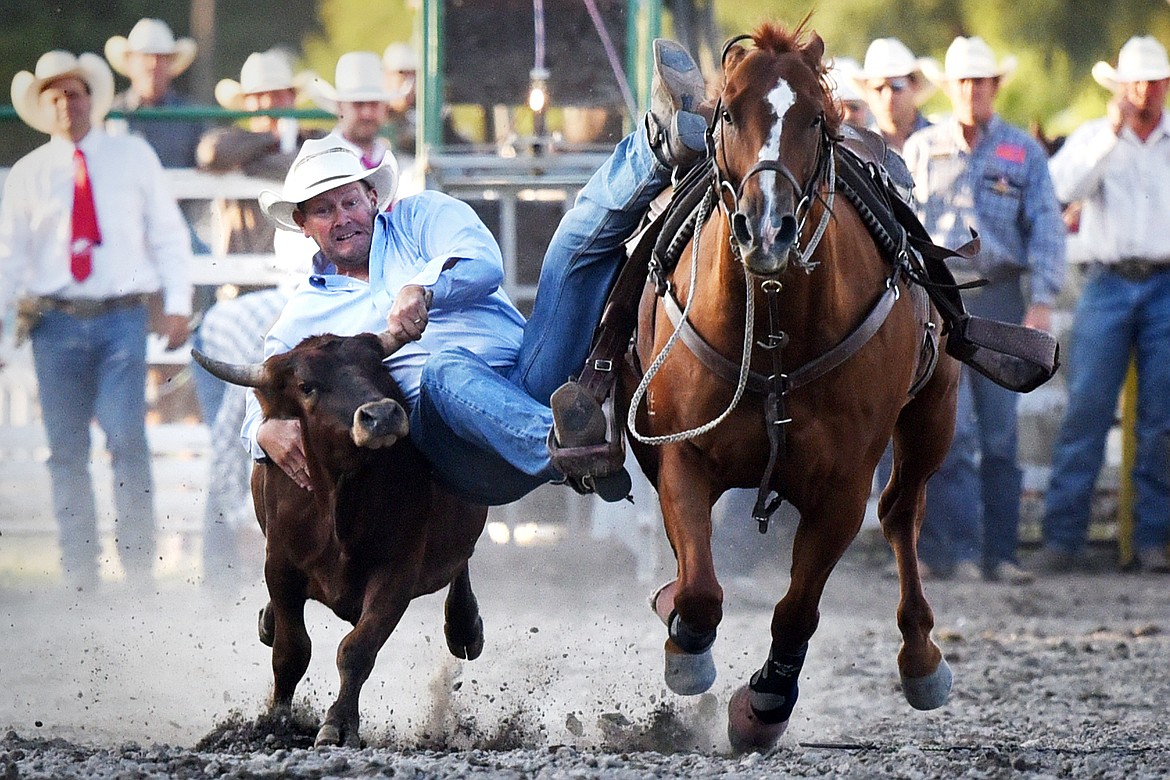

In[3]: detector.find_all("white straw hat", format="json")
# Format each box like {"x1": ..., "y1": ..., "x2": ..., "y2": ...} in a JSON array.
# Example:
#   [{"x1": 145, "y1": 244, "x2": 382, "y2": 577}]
[
  {"x1": 921, "y1": 36, "x2": 1017, "y2": 86},
  {"x1": 307, "y1": 51, "x2": 394, "y2": 115},
  {"x1": 1092, "y1": 36, "x2": 1170, "y2": 91},
  {"x1": 828, "y1": 57, "x2": 866, "y2": 104},
  {"x1": 259, "y1": 137, "x2": 400, "y2": 231},
  {"x1": 105, "y1": 18, "x2": 198, "y2": 77},
  {"x1": 215, "y1": 50, "x2": 297, "y2": 110},
  {"x1": 850, "y1": 37, "x2": 938, "y2": 104},
  {"x1": 382, "y1": 42, "x2": 418, "y2": 73},
  {"x1": 11, "y1": 50, "x2": 115, "y2": 135}
]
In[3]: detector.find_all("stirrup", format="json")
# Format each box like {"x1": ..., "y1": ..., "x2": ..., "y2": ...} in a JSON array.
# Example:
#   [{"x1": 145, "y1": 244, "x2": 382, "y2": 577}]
[{"x1": 946, "y1": 315, "x2": 1059, "y2": 393}]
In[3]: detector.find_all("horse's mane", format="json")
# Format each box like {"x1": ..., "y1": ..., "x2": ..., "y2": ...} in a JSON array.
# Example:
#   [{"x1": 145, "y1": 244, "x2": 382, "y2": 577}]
[{"x1": 747, "y1": 18, "x2": 843, "y2": 136}]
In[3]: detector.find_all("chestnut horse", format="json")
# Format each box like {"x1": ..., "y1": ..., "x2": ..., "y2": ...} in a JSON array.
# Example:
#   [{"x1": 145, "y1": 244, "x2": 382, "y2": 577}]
[{"x1": 621, "y1": 23, "x2": 959, "y2": 751}]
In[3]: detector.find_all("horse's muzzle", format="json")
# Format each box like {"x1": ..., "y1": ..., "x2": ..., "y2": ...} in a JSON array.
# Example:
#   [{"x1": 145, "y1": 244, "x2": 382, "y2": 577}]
[{"x1": 734, "y1": 209, "x2": 798, "y2": 277}]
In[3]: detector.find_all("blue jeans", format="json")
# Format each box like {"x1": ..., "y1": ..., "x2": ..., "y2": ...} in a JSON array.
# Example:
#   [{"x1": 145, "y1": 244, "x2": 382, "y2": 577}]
[
  {"x1": 30, "y1": 305, "x2": 156, "y2": 578},
  {"x1": 411, "y1": 127, "x2": 669, "y2": 504},
  {"x1": 1043, "y1": 267, "x2": 1170, "y2": 554},
  {"x1": 922, "y1": 278, "x2": 1025, "y2": 572}
]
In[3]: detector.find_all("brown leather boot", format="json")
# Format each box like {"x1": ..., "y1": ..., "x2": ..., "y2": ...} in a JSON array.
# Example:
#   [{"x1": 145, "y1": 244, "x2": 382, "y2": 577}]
[{"x1": 646, "y1": 39, "x2": 707, "y2": 169}]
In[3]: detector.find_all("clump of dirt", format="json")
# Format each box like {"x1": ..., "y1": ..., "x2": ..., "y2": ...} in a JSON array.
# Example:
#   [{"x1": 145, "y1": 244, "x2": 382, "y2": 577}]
[
  {"x1": 597, "y1": 697, "x2": 721, "y2": 754},
  {"x1": 194, "y1": 706, "x2": 319, "y2": 753}
]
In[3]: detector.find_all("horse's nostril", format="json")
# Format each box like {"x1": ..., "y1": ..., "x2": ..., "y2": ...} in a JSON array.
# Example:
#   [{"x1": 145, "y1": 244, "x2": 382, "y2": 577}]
[
  {"x1": 731, "y1": 211, "x2": 753, "y2": 247},
  {"x1": 776, "y1": 214, "x2": 798, "y2": 247}
]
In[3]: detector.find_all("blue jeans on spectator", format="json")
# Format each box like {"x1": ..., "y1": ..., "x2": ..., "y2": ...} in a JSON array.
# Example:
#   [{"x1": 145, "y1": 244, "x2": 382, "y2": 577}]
[
  {"x1": 30, "y1": 305, "x2": 156, "y2": 581},
  {"x1": 1043, "y1": 266, "x2": 1170, "y2": 555},
  {"x1": 411, "y1": 126, "x2": 668, "y2": 504},
  {"x1": 921, "y1": 277, "x2": 1026, "y2": 574}
]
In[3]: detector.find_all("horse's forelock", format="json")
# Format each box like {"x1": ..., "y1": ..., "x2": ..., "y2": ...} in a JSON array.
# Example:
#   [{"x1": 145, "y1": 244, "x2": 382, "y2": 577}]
[{"x1": 743, "y1": 21, "x2": 842, "y2": 136}]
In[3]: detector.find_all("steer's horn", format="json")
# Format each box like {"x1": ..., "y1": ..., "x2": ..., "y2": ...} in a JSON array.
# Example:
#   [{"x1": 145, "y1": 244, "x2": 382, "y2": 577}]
[
  {"x1": 376, "y1": 330, "x2": 406, "y2": 357},
  {"x1": 191, "y1": 348, "x2": 265, "y2": 387}
]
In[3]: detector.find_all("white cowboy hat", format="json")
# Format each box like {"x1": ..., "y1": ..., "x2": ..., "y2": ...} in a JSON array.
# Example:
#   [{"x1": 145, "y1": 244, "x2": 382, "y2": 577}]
[
  {"x1": 828, "y1": 57, "x2": 866, "y2": 104},
  {"x1": 921, "y1": 36, "x2": 1017, "y2": 87},
  {"x1": 215, "y1": 49, "x2": 298, "y2": 110},
  {"x1": 382, "y1": 42, "x2": 418, "y2": 73},
  {"x1": 1092, "y1": 36, "x2": 1170, "y2": 91},
  {"x1": 259, "y1": 137, "x2": 399, "y2": 231},
  {"x1": 105, "y1": 18, "x2": 198, "y2": 77},
  {"x1": 851, "y1": 37, "x2": 938, "y2": 104},
  {"x1": 11, "y1": 50, "x2": 115, "y2": 135},
  {"x1": 306, "y1": 51, "x2": 394, "y2": 115}
]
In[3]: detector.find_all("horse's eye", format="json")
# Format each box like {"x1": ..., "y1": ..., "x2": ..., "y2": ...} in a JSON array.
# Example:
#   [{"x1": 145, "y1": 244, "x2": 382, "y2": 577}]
[
  {"x1": 811, "y1": 113, "x2": 823, "y2": 128},
  {"x1": 721, "y1": 109, "x2": 733, "y2": 125}
]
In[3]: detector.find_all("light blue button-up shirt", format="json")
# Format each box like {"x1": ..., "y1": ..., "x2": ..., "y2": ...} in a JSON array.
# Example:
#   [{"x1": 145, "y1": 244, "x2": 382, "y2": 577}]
[
  {"x1": 242, "y1": 189, "x2": 525, "y2": 458},
  {"x1": 902, "y1": 115, "x2": 1066, "y2": 306}
]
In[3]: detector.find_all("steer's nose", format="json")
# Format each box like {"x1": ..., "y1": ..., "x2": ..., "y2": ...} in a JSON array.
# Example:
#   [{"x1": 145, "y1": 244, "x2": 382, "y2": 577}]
[{"x1": 353, "y1": 399, "x2": 409, "y2": 447}]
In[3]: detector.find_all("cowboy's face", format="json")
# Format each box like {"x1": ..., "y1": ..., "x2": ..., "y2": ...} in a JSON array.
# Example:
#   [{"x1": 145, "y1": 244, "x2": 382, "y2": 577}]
[
  {"x1": 294, "y1": 181, "x2": 379, "y2": 272},
  {"x1": 338, "y1": 100, "x2": 390, "y2": 146},
  {"x1": 244, "y1": 88, "x2": 297, "y2": 133},
  {"x1": 126, "y1": 51, "x2": 175, "y2": 103},
  {"x1": 1120, "y1": 78, "x2": 1170, "y2": 120},
  {"x1": 40, "y1": 75, "x2": 92, "y2": 141},
  {"x1": 947, "y1": 76, "x2": 999, "y2": 126},
  {"x1": 865, "y1": 75, "x2": 920, "y2": 133}
]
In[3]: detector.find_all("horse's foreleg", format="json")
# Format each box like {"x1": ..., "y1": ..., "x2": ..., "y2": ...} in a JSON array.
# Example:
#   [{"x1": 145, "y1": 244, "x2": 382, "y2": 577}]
[
  {"x1": 727, "y1": 487, "x2": 865, "y2": 753},
  {"x1": 652, "y1": 445, "x2": 721, "y2": 695}
]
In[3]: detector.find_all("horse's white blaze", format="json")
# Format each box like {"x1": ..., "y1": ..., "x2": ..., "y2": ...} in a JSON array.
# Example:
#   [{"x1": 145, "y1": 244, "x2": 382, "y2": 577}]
[{"x1": 758, "y1": 80, "x2": 796, "y2": 228}]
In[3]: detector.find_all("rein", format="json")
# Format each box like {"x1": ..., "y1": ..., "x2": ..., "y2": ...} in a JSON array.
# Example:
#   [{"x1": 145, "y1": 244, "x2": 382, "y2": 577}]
[{"x1": 630, "y1": 95, "x2": 902, "y2": 531}]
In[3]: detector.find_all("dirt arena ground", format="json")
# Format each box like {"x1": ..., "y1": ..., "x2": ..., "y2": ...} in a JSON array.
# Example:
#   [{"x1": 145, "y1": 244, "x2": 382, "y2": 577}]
[{"x1": 2, "y1": 509, "x2": 1169, "y2": 779}]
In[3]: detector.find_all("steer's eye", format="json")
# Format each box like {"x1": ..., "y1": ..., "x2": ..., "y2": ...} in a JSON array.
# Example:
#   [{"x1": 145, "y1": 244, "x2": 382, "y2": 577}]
[{"x1": 298, "y1": 381, "x2": 316, "y2": 396}]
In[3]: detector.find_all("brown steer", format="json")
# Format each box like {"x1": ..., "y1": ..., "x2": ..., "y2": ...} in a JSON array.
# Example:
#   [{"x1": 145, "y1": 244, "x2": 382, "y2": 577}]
[{"x1": 193, "y1": 332, "x2": 488, "y2": 747}]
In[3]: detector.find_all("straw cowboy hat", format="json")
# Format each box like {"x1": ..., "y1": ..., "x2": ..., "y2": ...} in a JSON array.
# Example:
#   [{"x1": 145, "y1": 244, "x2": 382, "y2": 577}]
[
  {"x1": 215, "y1": 49, "x2": 299, "y2": 110},
  {"x1": 852, "y1": 37, "x2": 938, "y2": 103},
  {"x1": 921, "y1": 36, "x2": 1017, "y2": 87},
  {"x1": 11, "y1": 50, "x2": 115, "y2": 135},
  {"x1": 382, "y1": 42, "x2": 418, "y2": 73},
  {"x1": 259, "y1": 137, "x2": 399, "y2": 231},
  {"x1": 105, "y1": 18, "x2": 198, "y2": 77},
  {"x1": 306, "y1": 51, "x2": 394, "y2": 115},
  {"x1": 1092, "y1": 36, "x2": 1170, "y2": 91}
]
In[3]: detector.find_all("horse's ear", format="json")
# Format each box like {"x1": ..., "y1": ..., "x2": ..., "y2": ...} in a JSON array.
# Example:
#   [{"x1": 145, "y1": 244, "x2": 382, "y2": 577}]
[
  {"x1": 723, "y1": 43, "x2": 748, "y2": 73},
  {"x1": 803, "y1": 32, "x2": 826, "y2": 71}
]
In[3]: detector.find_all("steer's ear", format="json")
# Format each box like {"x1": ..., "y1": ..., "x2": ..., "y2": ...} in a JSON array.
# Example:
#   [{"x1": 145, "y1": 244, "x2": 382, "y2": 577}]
[
  {"x1": 191, "y1": 348, "x2": 265, "y2": 387},
  {"x1": 376, "y1": 330, "x2": 406, "y2": 357}
]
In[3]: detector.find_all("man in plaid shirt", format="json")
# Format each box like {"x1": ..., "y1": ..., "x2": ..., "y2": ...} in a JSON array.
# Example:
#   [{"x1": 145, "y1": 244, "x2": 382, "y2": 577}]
[{"x1": 901, "y1": 37, "x2": 1066, "y2": 584}]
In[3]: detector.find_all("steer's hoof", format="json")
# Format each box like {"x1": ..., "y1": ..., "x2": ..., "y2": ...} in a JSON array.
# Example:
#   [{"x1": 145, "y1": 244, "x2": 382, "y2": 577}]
[
  {"x1": 258, "y1": 603, "x2": 275, "y2": 647},
  {"x1": 447, "y1": 615, "x2": 485, "y2": 660},
  {"x1": 664, "y1": 638, "x2": 716, "y2": 695},
  {"x1": 314, "y1": 723, "x2": 341, "y2": 747},
  {"x1": 727, "y1": 685, "x2": 788, "y2": 754},
  {"x1": 901, "y1": 657, "x2": 953, "y2": 710}
]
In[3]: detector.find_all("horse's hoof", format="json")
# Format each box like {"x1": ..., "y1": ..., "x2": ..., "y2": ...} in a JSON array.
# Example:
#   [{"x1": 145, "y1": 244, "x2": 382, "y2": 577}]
[
  {"x1": 446, "y1": 615, "x2": 484, "y2": 660},
  {"x1": 649, "y1": 580, "x2": 678, "y2": 626},
  {"x1": 664, "y1": 639, "x2": 716, "y2": 695},
  {"x1": 727, "y1": 685, "x2": 788, "y2": 754},
  {"x1": 257, "y1": 603, "x2": 274, "y2": 647},
  {"x1": 314, "y1": 723, "x2": 341, "y2": 747},
  {"x1": 901, "y1": 657, "x2": 953, "y2": 710}
]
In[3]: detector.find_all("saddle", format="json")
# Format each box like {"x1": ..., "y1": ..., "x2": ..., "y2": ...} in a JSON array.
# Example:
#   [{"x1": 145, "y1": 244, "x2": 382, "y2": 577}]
[{"x1": 549, "y1": 132, "x2": 1060, "y2": 478}]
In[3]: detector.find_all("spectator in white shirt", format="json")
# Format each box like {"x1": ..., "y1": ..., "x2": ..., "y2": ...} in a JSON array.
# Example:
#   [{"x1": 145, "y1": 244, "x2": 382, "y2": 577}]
[{"x1": 0, "y1": 50, "x2": 193, "y2": 592}]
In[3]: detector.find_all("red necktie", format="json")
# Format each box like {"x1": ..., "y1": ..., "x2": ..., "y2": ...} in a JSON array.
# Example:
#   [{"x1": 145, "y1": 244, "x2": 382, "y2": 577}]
[{"x1": 70, "y1": 147, "x2": 101, "y2": 282}]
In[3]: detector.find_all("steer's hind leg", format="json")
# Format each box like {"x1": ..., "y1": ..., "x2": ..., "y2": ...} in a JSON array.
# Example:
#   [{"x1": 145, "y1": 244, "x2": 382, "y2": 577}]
[
  {"x1": 269, "y1": 594, "x2": 311, "y2": 714},
  {"x1": 444, "y1": 563, "x2": 484, "y2": 660}
]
